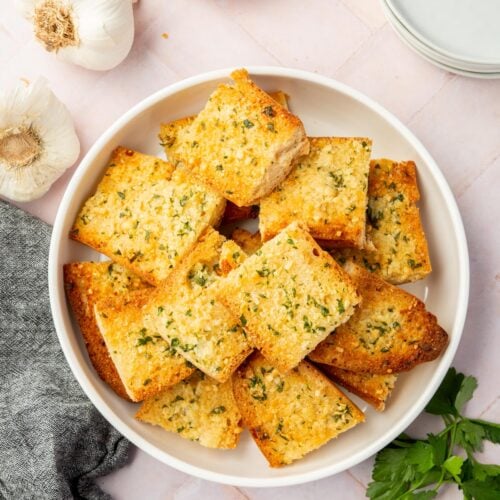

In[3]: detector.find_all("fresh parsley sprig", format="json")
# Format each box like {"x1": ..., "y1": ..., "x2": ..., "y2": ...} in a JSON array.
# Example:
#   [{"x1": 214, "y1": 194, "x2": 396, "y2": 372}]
[{"x1": 367, "y1": 368, "x2": 500, "y2": 499}]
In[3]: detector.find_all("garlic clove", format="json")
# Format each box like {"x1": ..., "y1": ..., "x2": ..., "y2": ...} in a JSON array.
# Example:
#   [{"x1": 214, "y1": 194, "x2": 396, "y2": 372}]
[
  {"x1": 17, "y1": 0, "x2": 135, "y2": 71},
  {"x1": 0, "y1": 79, "x2": 80, "y2": 202}
]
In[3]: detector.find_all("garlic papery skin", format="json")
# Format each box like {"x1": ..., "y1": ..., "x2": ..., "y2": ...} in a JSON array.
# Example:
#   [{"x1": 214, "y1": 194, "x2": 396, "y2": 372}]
[
  {"x1": 17, "y1": 0, "x2": 135, "y2": 71},
  {"x1": 0, "y1": 79, "x2": 80, "y2": 202}
]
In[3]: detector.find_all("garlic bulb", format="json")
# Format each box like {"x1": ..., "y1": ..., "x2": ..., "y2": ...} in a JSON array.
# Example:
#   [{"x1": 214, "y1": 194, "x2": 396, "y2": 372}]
[
  {"x1": 0, "y1": 79, "x2": 80, "y2": 202},
  {"x1": 17, "y1": 0, "x2": 135, "y2": 71}
]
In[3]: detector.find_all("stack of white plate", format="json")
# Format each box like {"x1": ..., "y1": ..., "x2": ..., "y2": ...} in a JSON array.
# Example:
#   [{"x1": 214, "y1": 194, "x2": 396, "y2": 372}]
[{"x1": 381, "y1": 0, "x2": 500, "y2": 78}]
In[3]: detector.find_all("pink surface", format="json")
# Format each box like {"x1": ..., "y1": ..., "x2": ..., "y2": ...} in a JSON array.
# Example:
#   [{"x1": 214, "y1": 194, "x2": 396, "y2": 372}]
[{"x1": 1, "y1": 1, "x2": 499, "y2": 498}]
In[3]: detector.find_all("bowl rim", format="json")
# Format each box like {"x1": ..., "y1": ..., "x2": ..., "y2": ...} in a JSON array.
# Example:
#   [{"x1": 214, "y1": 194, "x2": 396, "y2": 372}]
[{"x1": 48, "y1": 66, "x2": 470, "y2": 487}]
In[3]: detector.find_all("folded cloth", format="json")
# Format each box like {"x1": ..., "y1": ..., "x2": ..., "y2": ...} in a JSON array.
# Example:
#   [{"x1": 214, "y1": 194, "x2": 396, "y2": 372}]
[{"x1": 0, "y1": 201, "x2": 130, "y2": 500}]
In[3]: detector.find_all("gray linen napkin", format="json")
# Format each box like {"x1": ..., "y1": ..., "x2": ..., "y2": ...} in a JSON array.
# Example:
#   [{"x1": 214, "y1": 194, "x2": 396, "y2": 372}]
[{"x1": 0, "y1": 200, "x2": 130, "y2": 500}]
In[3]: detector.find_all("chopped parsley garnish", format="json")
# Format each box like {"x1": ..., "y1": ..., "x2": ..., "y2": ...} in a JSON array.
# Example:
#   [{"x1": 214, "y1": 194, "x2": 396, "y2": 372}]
[
  {"x1": 263, "y1": 105, "x2": 275, "y2": 117},
  {"x1": 249, "y1": 375, "x2": 267, "y2": 401},
  {"x1": 329, "y1": 171, "x2": 345, "y2": 188},
  {"x1": 408, "y1": 259, "x2": 423, "y2": 269},
  {"x1": 256, "y1": 267, "x2": 271, "y2": 277},
  {"x1": 243, "y1": 119, "x2": 254, "y2": 128},
  {"x1": 337, "y1": 299, "x2": 345, "y2": 315}
]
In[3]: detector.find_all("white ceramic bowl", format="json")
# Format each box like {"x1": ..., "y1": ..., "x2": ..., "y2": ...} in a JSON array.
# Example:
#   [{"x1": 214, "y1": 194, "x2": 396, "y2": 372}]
[{"x1": 49, "y1": 67, "x2": 469, "y2": 487}]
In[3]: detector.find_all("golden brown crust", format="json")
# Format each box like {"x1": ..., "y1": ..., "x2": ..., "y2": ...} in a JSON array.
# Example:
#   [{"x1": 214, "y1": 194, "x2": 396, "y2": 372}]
[
  {"x1": 316, "y1": 363, "x2": 397, "y2": 411},
  {"x1": 309, "y1": 263, "x2": 448, "y2": 374},
  {"x1": 136, "y1": 371, "x2": 243, "y2": 449},
  {"x1": 63, "y1": 261, "x2": 151, "y2": 400},
  {"x1": 268, "y1": 90, "x2": 289, "y2": 109},
  {"x1": 95, "y1": 289, "x2": 194, "y2": 402},
  {"x1": 232, "y1": 352, "x2": 364, "y2": 466},
  {"x1": 230, "y1": 228, "x2": 263, "y2": 255},
  {"x1": 259, "y1": 137, "x2": 372, "y2": 248},
  {"x1": 172, "y1": 68, "x2": 309, "y2": 207},
  {"x1": 333, "y1": 159, "x2": 432, "y2": 284},
  {"x1": 217, "y1": 223, "x2": 360, "y2": 373},
  {"x1": 70, "y1": 147, "x2": 225, "y2": 286}
]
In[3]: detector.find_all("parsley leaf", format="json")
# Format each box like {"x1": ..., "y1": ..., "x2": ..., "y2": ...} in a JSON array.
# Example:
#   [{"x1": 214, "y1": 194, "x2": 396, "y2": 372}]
[
  {"x1": 454, "y1": 375, "x2": 478, "y2": 413},
  {"x1": 469, "y1": 419, "x2": 500, "y2": 445},
  {"x1": 425, "y1": 367, "x2": 466, "y2": 416}
]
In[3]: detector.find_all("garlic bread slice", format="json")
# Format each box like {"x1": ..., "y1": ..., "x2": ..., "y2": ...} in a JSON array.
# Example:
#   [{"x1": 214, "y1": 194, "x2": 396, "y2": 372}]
[
  {"x1": 334, "y1": 159, "x2": 431, "y2": 284},
  {"x1": 233, "y1": 352, "x2": 364, "y2": 466},
  {"x1": 136, "y1": 371, "x2": 243, "y2": 449},
  {"x1": 216, "y1": 222, "x2": 360, "y2": 373},
  {"x1": 260, "y1": 137, "x2": 372, "y2": 248},
  {"x1": 169, "y1": 69, "x2": 309, "y2": 207},
  {"x1": 71, "y1": 147, "x2": 226, "y2": 286},
  {"x1": 147, "y1": 228, "x2": 252, "y2": 382},
  {"x1": 309, "y1": 263, "x2": 448, "y2": 374}
]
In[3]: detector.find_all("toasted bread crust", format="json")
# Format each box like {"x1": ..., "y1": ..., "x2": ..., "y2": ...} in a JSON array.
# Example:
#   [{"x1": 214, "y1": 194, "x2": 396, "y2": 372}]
[
  {"x1": 172, "y1": 69, "x2": 309, "y2": 206},
  {"x1": 232, "y1": 353, "x2": 364, "y2": 466},
  {"x1": 136, "y1": 371, "x2": 243, "y2": 449},
  {"x1": 70, "y1": 147, "x2": 225, "y2": 285},
  {"x1": 230, "y1": 228, "x2": 263, "y2": 255},
  {"x1": 309, "y1": 263, "x2": 448, "y2": 374},
  {"x1": 63, "y1": 261, "x2": 151, "y2": 400},
  {"x1": 316, "y1": 363, "x2": 397, "y2": 411},
  {"x1": 268, "y1": 90, "x2": 289, "y2": 109},
  {"x1": 217, "y1": 223, "x2": 360, "y2": 373},
  {"x1": 259, "y1": 137, "x2": 372, "y2": 247},
  {"x1": 333, "y1": 159, "x2": 432, "y2": 284}
]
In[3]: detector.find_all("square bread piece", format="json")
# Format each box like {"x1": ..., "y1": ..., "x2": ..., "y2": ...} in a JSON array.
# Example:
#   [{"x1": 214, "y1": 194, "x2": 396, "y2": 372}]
[
  {"x1": 136, "y1": 371, "x2": 243, "y2": 449},
  {"x1": 334, "y1": 159, "x2": 431, "y2": 284},
  {"x1": 309, "y1": 262, "x2": 448, "y2": 374},
  {"x1": 316, "y1": 364, "x2": 397, "y2": 412},
  {"x1": 259, "y1": 137, "x2": 372, "y2": 248},
  {"x1": 172, "y1": 69, "x2": 309, "y2": 206},
  {"x1": 158, "y1": 88, "x2": 289, "y2": 169},
  {"x1": 64, "y1": 261, "x2": 151, "y2": 400},
  {"x1": 94, "y1": 289, "x2": 195, "y2": 402},
  {"x1": 70, "y1": 147, "x2": 226, "y2": 286},
  {"x1": 217, "y1": 222, "x2": 360, "y2": 373},
  {"x1": 232, "y1": 352, "x2": 364, "y2": 467},
  {"x1": 146, "y1": 228, "x2": 252, "y2": 382}
]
